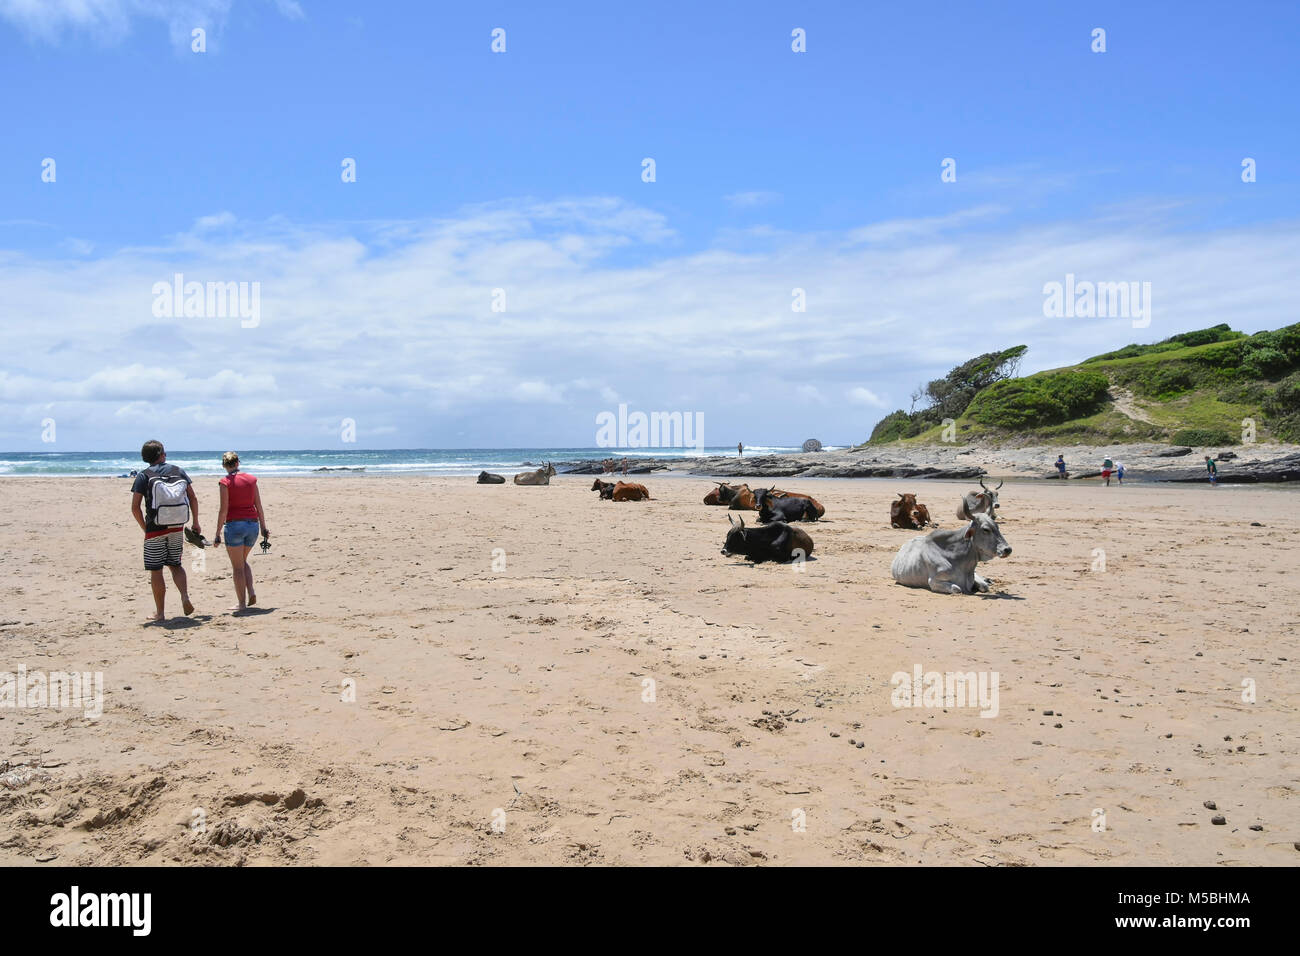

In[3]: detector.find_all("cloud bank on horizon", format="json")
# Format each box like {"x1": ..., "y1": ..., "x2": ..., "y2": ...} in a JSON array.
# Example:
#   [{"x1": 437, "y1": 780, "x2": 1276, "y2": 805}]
[{"x1": 1, "y1": 1, "x2": 1297, "y2": 450}]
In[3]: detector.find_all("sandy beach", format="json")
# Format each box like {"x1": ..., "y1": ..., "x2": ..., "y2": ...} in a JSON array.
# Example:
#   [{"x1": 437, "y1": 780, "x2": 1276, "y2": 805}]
[{"x1": 1, "y1": 474, "x2": 1296, "y2": 866}]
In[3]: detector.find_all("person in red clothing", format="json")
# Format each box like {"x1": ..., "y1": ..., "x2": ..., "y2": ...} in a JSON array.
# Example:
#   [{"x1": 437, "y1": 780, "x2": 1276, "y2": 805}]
[{"x1": 213, "y1": 451, "x2": 270, "y2": 613}]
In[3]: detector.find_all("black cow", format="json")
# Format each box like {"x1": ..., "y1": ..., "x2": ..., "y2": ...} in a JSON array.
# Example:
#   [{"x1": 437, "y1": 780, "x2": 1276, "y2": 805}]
[
  {"x1": 591, "y1": 479, "x2": 616, "y2": 499},
  {"x1": 720, "y1": 514, "x2": 814, "y2": 564},
  {"x1": 477, "y1": 471, "x2": 506, "y2": 484},
  {"x1": 758, "y1": 494, "x2": 820, "y2": 523}
]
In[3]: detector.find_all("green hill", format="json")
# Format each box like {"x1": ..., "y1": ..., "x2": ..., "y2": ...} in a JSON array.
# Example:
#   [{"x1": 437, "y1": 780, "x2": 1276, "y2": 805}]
[{"x1": 866, "y1": 322, "x2": 1300, "y2": 446}]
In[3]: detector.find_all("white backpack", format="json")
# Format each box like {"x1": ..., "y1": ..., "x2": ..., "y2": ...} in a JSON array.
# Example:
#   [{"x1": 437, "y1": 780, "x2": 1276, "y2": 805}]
[{"x1": 148, "y1": 471, "x2": 190, "y2": 526}]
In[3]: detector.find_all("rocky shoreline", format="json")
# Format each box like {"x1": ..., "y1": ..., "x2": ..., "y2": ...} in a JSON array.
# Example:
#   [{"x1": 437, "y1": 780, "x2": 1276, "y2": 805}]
[{"x1": 554, "y1": 442, "x2": 1300, "y2": 483}]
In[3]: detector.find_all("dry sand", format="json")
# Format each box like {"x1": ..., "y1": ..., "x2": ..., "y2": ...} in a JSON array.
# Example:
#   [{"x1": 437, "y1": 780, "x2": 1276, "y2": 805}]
[{"x1": 1, "y1": 475, "x2": 1297, "y2": 866}]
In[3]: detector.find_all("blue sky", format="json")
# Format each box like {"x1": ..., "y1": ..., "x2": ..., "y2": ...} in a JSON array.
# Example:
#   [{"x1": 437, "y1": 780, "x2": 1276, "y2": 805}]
[{"x1": 2, "y1": 0, "x2": 1298, "y2": 450}]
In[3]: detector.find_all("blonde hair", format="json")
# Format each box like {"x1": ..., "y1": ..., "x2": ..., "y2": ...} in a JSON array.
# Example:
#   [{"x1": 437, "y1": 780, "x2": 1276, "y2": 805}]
[{"x1": 222, "y1": 451, "x2": 240, "y2": 469}]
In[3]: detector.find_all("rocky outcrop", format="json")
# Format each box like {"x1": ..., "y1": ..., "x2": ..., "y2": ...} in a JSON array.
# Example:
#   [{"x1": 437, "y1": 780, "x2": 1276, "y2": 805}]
[{"x1": 1146, "y1": 453, "x2": 1300, "y2": 483}]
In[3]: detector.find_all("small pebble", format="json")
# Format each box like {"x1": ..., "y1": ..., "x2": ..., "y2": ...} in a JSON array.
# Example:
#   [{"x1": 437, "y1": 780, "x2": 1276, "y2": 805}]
[
  {"x1": 1204, "y1": 801, "x2": 1217, "y2": 810},
  {"x1": 1211, "y1": 815, "x2": 1226, "y2": 825},
  {"x1": 855, "y1": 741, "x2": 864, "y2": 749},
  {"x1": 1249, "y1": 825, "x2": 1263, "y2": 832}
]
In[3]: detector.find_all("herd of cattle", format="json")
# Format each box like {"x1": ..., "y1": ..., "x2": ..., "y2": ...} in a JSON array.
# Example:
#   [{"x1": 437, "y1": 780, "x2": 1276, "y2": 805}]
[{"x1": 476, "y1": 467, "x2": 1014, "y2": 595}]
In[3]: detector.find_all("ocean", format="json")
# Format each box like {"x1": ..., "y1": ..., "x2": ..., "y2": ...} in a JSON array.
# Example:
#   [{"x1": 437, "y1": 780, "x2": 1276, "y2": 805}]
[{"x1": 0, "y1": 447, "x2": 838, "y2": 478}]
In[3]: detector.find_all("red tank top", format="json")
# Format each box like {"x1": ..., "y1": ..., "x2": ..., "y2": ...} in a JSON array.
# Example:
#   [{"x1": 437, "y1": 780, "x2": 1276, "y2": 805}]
[{"x1": 220, "y1": 471, "x2": 259, "y2": 522}]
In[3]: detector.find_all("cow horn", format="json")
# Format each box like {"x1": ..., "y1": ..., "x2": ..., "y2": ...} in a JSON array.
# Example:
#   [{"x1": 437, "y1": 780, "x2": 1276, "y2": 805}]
[
  {"x1": 728, "y1": 513, "x2": 737, "y2": 527},
  {"x1": 979, "y1": 476, "x2": 989, "y2": 491},
  {"x1": 995, "y1": 478, "x2": 1004, "y2": 490}
]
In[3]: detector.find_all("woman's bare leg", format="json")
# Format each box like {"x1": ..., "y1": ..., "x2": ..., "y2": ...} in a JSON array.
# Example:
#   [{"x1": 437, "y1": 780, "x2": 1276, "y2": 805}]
[
  {"x1": 243, "y1": 548, "x2": 256, "y2": 605},
  {"x1": 228, "y1": 545, "x2": 248, "y2": 610}
]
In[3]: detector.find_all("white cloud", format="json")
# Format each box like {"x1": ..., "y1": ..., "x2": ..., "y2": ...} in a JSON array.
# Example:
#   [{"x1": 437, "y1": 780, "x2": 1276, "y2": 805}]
[
  {"x1": 0, "y1": 0, "x2": 299, "y2": 49},
  {"x1": 3, "y1": 196, "x2": 1299, "y2": 449},
  {"x1": 847, "y1": 387, "x2": 888, "y2": 408},
  {"x1": 723, "y1": 191, "x2": 781, "y2": 209}
]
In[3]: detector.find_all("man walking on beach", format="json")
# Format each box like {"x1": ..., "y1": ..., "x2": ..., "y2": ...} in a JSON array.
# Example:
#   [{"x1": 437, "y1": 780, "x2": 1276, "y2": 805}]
[
  {"x1": 1102, "y1": 455, "x2": 1114, "y2": 486},
  {"x1": 1055, "y1": 455, "x2": 1067, "y2": 479},
  {"x1": 737, "y1": 442, "x2": 744, "y2": 457},
  {"x1": 130, "y1": 440, "x2": 200, "y2": 622},
  {"x1": 1205, "y1": 455, "x2": 1218, "y2": 486}
]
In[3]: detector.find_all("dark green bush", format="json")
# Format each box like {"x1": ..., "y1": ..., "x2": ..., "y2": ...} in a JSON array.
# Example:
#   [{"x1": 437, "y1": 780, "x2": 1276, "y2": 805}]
[
  {"x1": 1170, "y1": 428, "x2": 1236, "y2": 446},
  {"x1": 966, "y1": 371, "x2": 1110, "y2": 429}
]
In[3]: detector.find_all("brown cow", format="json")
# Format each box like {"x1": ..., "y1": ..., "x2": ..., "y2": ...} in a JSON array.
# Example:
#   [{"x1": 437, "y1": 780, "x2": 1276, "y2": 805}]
[
  {"x1": 592, "y1": 479, "x2": 616, "y2": 499},
  {"x1": 611, "y1": 481, "x2": 651, "y2": 501},
  {"x1": 890, "y1": 492, "x2": 933, "y2": 530},
  {"x1": 726, "y1": 484, "x2": 758, "y2": 510},
  {"x1": 703, "y1": 482, "x2": 742, "y2": 506},
  {"x1": 764, "y1": 487, "x2": 826, "y2": 520}
]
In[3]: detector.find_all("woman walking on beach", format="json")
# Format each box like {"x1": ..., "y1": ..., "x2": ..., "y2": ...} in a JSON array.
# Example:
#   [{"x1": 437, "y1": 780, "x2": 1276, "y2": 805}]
[{"x1": 214, "y1": 451, "x2": 269, "y2": 612}]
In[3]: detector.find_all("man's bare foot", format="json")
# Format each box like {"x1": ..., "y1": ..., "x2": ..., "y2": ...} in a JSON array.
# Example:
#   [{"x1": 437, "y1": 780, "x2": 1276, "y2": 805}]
[
  {"x1": 229, "y1": 604, "x2": 247, "y2": 613},
  {"x1": 182, "y1": 597, "x2": 195, "y2": 615},
  {"x1": 248, "y1": 592, "x2": 257, "y2": 606},
  {"x1": 144, "y1": 613, "x2": 165, "y2": 625}
]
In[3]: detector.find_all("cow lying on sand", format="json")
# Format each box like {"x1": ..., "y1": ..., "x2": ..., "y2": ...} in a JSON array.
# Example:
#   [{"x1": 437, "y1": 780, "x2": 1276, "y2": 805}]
[
  {"x1": 594, "y1": 479, "x2": 651, "y2": 501},
  {"x1": 477, "y1": 471, "x2": 506, "y2": 484},
  {"x1": 726, "y1": 485, "x2": 758, "y2": 510},
  {"x1": 757, "y1": 493, "x2": 821, "y2": 523},
  {"x1": 514, "y1": 463, "x2": 557, "y2": 485},
  {"x1": 760, "y1": 487, "x2": 826, "y2": 520},
  {"x1": 890, "y1": 492, "x2": 932, "y2": 529},
  {"x1": 720, "y1": 514, "x2": 813, "y2": 564},
  {"x1": 957, "y1": 477, "x2": 1002, "y2": 521},
  {"x1": 612, "y1": 481, "x2": 651, "y2": 501},
  {"x1": 891, "y1": 513, "x2": 1012, "y2": 595},
  {"x1": 704, "y1": 482, "x2": 742, "y2": 506}
]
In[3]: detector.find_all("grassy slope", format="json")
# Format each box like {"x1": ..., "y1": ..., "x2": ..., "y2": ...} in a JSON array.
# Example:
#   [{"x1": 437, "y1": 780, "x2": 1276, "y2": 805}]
[{"x1": 884, "y1": 335, "x2": 1270, "y2": 446}]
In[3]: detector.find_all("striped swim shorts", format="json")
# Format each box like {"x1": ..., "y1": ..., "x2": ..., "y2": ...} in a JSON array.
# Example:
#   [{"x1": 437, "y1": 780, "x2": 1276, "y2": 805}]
[{"x1": 144, "y1": 529, "x2": 184, "y2": 570}]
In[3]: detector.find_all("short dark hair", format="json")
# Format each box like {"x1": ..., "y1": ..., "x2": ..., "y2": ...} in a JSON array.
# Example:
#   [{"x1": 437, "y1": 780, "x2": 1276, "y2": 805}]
[{"x1": 141, "y1": 440, "x2": 165, "y2": 464}]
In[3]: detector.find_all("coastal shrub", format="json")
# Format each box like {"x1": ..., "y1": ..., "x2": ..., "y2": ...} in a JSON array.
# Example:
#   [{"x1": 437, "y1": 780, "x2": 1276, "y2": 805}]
[
  {"x1": 1170, "y1": 428, "x2": 1236, "y2": 447},
  {"x1": 965, "y1": 371, "x2": 1110, "y2": 430},
  {"x1": 869, "y1": 410, "x2": 912, "y2": 443},
  {"x1": 1083, "y1": 324, "x2": 1241, "y2": 364},
  {"x1": 868, "y1": 345, "x2": 1027, "y2": 442},
  {"x1": 1263, "y1": 373, "x2": 1300, "y2": 442},
  {"x1": 1240, "y1": 346, "x2": 1290, "y2": 379},
  {"x1": 1130, "y1": 364, "x2": 1195, "y2": 399}
]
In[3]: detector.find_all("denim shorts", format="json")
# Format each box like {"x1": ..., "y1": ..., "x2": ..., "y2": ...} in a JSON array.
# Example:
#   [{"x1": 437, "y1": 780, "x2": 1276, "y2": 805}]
[{"x1": 224, "y1": 520, "x2": 260, "y2": 547}]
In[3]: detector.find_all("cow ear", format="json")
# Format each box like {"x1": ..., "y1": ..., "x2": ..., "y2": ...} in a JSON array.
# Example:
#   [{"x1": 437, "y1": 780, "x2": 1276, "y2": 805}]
[{"x1": 964, "y1": 522, "x2": 976, "y2": 539}]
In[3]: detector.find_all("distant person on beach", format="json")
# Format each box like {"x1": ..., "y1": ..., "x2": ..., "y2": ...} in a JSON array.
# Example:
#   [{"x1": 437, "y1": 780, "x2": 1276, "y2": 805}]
[
  {"x1": 738, "y1": 442, "x2": 744, "y2": 457},
  {"x1": 1055, "y1": 455, "x2": 1067, "y2": 479},
  {"x1": 620, "y1": 457, "x2": 628, "y2": 476},
  {"x1": 1116, "y1": 461, "x2": 1126, "y2": 484},
  {"x1": 1102, "y1": 455, "x2": 1114, "y2": 486},
  {"x1": 213, "y1": 451, "x2": 269, "y2": 613},
  {"x1": 1205, "y1": 455, "x2": 1218, "y2": 486},
  {"x1": 130, "y1": 440, "x2": 199, "y2": 622}
]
